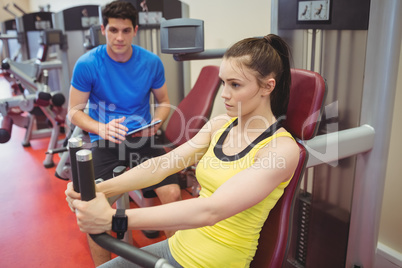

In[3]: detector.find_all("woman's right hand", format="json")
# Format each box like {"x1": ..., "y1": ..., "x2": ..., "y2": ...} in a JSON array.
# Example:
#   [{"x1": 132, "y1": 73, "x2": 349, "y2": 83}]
[{"x1": 65, "y1": 182, "x2": 81, "y2": 213}]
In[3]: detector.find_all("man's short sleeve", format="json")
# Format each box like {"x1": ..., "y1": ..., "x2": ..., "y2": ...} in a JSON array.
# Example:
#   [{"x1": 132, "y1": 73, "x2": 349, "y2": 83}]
[
  {"x1": 71, "y1": 54, "x2": 94, "y2": 93},
  {"x1": 151, "y1": 56, "x2": 166, "y2": 90}
]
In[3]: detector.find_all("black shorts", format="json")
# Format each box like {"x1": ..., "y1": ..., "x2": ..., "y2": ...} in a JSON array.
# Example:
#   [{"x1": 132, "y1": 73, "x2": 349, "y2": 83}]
[{"x1": 91, "y1": 135, "x2": 179, "y2": 198}]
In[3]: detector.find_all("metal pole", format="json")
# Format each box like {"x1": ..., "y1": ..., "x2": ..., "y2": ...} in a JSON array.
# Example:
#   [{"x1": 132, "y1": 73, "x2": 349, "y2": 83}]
[
  {"x1": 346, "y1": 0, "x2": 402, "y2": 267},
  {"x1": 68, "y1": 137, "x2": 83, "y2": 192}
]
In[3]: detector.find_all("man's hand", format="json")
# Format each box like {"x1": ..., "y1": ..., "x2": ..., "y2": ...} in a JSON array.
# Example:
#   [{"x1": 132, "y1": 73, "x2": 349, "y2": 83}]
[{"x1": 99, "y1": 117, "x2": 128, "y2": 143}]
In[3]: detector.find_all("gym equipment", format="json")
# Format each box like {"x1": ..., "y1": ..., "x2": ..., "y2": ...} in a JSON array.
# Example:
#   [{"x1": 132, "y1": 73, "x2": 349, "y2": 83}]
[
  {"x1": 270, "y1": 1, "x2": 398, "y2": 267},
  {"x1": 0, "y1": 70, "x2": 66, "y2": 168},
  {"x1": 52, "y1": 5, "x2": 101, "y2": 85},
  {"x1": 53, "y1": 125, "x2": 90, "y2": 180},
  {"x1": 72, "y1": 145, "x2": 174, "y2": 268},
  {"x1": 54, "y1": 65, "x2": 220, "y2": 242},
  {"x1": 161, "y1": 8, "x2": 384, "y2": 266},
  {"x1": 0, "y1": 114, "x2": 13, "y2": 143},
  {"x1": 162, "y1": 31, "x2": 330, "y2": 264},
  {"x1": 160, "y1": 18, "x2": 226, "y2": 61},
  {"x1": 15, "y1": 11, "x2": 53, "y2": 61},
  {"x1": 54, "y1": 1, "x2": 189, "y2": 180},
  {"x1": 250, "y1": 69, "x2": 327, "y2": 267},
  {"x1": 51, "y1": 7, "x2": 103, "y2": 180},
  {"x1": 130, "y1": 64, "x2": 221, "y2": 198},
  {"x1": 126, "y1": 65, "x2": 221, "y2": 238},
  {"x1": 45, "y1": 5, "x2": 102, "y2": 175},
  {"x1": 0, "y1": 19, "x2": 20, "y2": 62},
  {"x1": 14, "y1": 10, "x2": 68, "y2": 97},
  {"x1": 71, "y1": 67, "x2": 327, "y2": 267},
  {"x1": 1, "y1": 29, "x2": 67, "y2": 168},
  {"x1": 1, "y1": 3, "x2": 26, "y2": 62},
  {"x1": 55, "y1": 65, "x2": 221, "y2": 239}
]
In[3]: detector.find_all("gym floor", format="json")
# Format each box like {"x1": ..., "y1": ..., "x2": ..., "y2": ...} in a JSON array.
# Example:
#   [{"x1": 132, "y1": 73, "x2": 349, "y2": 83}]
[{"x1": 0, "y1": 75, "x2": 191, "y2": 267}]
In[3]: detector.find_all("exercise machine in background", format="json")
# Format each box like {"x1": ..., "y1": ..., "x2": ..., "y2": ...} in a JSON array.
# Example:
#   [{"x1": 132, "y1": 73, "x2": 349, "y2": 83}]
[
  {"x1": 0, "y1": 3, "x2": 26, "y2": 62},
  {"x1": 0, "y1": 19, "x2": 20, "y2": 62},
  {"x1": 70, "y1": 17, "x2": 329, "y2": 267},
  {"x1": 1, "y1": 29, "x2": 67, "y2": 168},
  {"x1": 54, "y1": 0, "x2": 188, "y2": 181},
  {"x1": 52, "y1": 4, "x2": 101, "y2": 89}
]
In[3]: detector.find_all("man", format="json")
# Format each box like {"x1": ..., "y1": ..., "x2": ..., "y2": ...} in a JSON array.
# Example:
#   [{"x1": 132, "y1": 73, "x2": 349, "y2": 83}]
[{"x1": 68, "y1": 1, "x2": 181, "y2": 266}]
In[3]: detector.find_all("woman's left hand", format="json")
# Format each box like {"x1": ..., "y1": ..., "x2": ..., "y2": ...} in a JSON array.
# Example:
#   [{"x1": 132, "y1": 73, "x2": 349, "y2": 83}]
[{"x1": 72, "y1": 192, "x2": 115, "y2": 234}]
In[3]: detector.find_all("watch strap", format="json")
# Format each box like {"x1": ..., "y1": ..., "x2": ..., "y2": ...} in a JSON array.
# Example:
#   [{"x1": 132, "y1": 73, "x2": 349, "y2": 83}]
[
  {"x1": 116, "y1": 208, "x2": 125, "y2": 217},
  {"x1": 112, "y1": 209, "x2": 127, "y2": 239}
]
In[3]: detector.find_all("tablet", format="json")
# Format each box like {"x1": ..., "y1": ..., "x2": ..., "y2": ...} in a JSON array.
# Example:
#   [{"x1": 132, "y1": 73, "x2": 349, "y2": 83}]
[{"x1": 126, "y1": 120, "x2": 162, "y2": 136}]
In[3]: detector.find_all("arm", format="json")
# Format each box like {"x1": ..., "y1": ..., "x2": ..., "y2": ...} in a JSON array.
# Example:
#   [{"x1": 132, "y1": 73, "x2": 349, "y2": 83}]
[
  {"x1": 65, "y1": 116, "x2": 220, "y2": 211},
  {"x1": 72, "y1": 132, "x2": 300, "y2": 234},
  {"x1": 152, "y1": 82, "x2": 171, "y2": 125},
  {"x1": 127, "y1": 135, "x2": 299, "y2": 231},
  {"x1": 68, "y1": 86, "x2": 128, "y2": 143},
  {"x1": 129, "y1": 82, "x2": 170, "y2": 137},
  {"x1": 97, "y1": 116, "x2": 214, "y2": 197}
]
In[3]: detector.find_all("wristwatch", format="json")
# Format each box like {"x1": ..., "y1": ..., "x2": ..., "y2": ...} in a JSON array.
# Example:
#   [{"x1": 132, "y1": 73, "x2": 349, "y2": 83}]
[{"x1": 112, "y1": 209, "x2": 128, "y2": 239}]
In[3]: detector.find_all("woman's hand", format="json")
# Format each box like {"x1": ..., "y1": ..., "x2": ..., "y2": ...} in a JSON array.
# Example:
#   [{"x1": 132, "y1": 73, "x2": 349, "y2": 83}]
[
  {"x1": 72, "y1": 192, "x2": 115, "y2": 234},
  {"x1": 65, "y1": 182, "x2": 81, "y2": 213}
]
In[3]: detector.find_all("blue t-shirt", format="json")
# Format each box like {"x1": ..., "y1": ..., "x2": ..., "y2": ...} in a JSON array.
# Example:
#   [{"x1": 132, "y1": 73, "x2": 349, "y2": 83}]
[{"x1": 71, "y1": 44, "x2": 165, "y2": 142}]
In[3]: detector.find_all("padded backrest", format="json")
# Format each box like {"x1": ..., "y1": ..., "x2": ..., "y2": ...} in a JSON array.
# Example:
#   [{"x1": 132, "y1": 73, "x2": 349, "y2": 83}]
[
  {"x1": 165, "y1": 65, "x2": 221, "y2": 147},
  {"x1": 251, "y1": 143, "x2": 308, "y2": 267},
  {"x1": 250, "y1": 68, "x2": 326, "y2": 268},
  {"x1": 283, "y1": 68, "x2": 327, "y2": 140}
]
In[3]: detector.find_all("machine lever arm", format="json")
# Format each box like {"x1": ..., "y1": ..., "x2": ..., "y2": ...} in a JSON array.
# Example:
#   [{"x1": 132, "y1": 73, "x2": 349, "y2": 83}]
[{"x1": 73, "y1": 148, "x2": 174, "y2": 268}]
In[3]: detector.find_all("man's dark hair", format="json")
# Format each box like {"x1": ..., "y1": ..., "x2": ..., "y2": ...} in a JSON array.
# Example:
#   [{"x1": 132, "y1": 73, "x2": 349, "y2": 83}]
[{"x1": 102, "y1": 1, "x2": 138, "y2": 28}]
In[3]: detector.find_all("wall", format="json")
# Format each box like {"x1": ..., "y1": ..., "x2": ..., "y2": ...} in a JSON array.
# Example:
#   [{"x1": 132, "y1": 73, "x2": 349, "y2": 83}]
[
  {"x1": 8, "y1": 0, "x2": 402, "y2": 264},
  {"x1": 0, "y1": 0, "x2": 30, "y2": 21},
  {"x1": 28, "y1": 0, "x2": 105, "y2": 12},
  {"x1": 178, "y1": 0, "x2": 271, "y2": 117}
]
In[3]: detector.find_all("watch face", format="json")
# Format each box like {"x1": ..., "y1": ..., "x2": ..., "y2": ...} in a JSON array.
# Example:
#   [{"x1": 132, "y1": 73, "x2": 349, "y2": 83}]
[{"x1": 112, "y1": 215, "x2": 128, "y2": 232}]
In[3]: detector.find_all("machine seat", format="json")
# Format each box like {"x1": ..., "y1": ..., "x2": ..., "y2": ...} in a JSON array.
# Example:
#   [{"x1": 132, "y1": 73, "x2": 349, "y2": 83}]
[{"x1": 250, "y1": 68, "x2": 327, "y2": 267}]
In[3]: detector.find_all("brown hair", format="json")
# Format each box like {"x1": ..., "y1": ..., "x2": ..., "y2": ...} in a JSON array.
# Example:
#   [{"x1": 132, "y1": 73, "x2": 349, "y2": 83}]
[
  {"x1": 102, "y1": 1, "x2": 138, "y2": 29},
  {"x1": 223, "y1": 34, "x2": 292, "y2": 119}
]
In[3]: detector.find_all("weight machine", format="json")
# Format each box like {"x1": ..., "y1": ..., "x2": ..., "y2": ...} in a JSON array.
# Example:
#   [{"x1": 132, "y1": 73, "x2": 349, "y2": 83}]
[{"x1": 1, "y1": 29, "x2": 67, "y2": 168}]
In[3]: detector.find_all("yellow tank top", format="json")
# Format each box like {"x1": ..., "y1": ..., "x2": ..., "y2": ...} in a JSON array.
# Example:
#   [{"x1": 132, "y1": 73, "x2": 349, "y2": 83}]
[{"x1": 169, "y1": 118, "x2": 294, "y2": 267}]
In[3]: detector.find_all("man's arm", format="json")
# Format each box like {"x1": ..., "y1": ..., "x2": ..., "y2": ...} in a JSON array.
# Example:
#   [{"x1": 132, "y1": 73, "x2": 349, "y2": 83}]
[
  {"x1": 151, "y1": 82, "x2": 171, "y2": 130},
  {"x1": 131, "y1": 82, "x2": 171, "y2": 137},
  {"x1": 68, "y1": 86, "x2": 128, "y2": 143}
]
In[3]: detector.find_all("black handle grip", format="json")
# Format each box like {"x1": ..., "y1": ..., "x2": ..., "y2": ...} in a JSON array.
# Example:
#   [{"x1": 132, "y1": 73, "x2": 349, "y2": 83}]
[
  {"x1": 0, "y1": 115, "x2": 13, "y2": 144},
  {"x1": 74, "y1": 149, "x2": 174, "y2": 268},
  {"x1": 68, "y1": 137, "x2": 83, "y2": 193},
  {"x1": 76, "y1": 149, "x2": 96, "y2": 201}
]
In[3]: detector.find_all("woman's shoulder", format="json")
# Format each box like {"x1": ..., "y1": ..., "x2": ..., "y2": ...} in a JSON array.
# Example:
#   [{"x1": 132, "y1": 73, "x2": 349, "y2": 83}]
[
  {"x1": 208, "y1": 114, "x2": 233, "y2": 133},
  {"x1": 256, "y1": 127, "x2": 299, "y2": 163}
]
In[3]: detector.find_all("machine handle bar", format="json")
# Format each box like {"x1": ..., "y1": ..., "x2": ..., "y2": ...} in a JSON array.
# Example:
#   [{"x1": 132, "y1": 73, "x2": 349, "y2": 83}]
[{"x1": 72, "y1": 146, "x2": 173, "y2": 268}]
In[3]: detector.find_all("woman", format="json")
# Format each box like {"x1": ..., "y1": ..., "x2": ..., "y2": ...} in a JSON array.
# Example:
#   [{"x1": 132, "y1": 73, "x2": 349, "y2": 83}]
[{"x1": 66, "y1": 34, "x2": 300, "y2": 267}]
